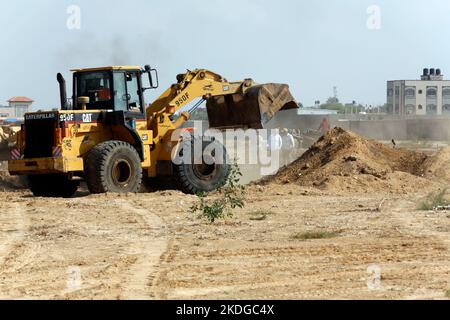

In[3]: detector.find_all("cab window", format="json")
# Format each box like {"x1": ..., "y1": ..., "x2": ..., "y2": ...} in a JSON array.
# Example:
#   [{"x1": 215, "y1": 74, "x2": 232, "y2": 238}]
[
  {"x1": 76, "y1": 71, "x2": 113, "y2": 110},
  {"x1": 126, "y1": 72, "x2": 142, "y2": 112},
  {"x1": 113, "y1": 72, "x2": 128, "y2": 112},
  {"x1": 113, "y1": 71, "x2": 143, "y2": 113}
]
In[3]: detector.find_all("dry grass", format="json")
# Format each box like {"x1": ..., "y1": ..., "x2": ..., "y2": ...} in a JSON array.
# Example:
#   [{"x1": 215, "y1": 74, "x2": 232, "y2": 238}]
[
  {"x1": 418, "y1": 189, "x2": 449, "y2": 211},
  {"x1": 291, "y1": 230, "x2": 341, "y2": 240},
  {"x1": 248, "y1": 210, "x2": 275, "y2": 221}
]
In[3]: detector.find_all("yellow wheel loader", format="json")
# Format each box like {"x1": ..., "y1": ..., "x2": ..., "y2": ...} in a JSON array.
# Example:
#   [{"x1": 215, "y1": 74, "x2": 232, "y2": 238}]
[{"x1": 8, "y1": 65, "x2": 297, "y2": 197}]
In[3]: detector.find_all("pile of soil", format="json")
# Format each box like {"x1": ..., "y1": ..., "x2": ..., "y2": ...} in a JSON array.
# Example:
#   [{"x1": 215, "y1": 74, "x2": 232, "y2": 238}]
[
  {"x1": 0, "y1": 171, "x2": 27, "y2": 191},
  {"x1": 263, "y1": 128, "x2": 438, "y2": 193},
  {"x1": 421, "y1": 147, "x2": 450, "y2": 181}
]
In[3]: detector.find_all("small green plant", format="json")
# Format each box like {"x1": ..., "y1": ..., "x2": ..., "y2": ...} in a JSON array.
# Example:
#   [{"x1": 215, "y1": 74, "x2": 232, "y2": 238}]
[
  {"x1": 445, "y1": 289, "x2": 450, "y2": 298},
  {"x1": 418, "y1": 189, "x2": 449, "y2": 210},
  {"x1": 248, "y1": 210, "x2": 275, "y2": 221},
  {"x1": 190, "y1": 162, "x2": 246, "y2": 223},
  {"x1": 292, "y1": 230, "x2": 341, "y2": 240}
]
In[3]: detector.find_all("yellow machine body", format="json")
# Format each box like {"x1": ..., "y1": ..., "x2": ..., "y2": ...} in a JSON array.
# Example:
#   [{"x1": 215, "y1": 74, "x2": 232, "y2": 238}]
[{"x1": 8, "y1": 66, "x2": 298, "y2": 193}]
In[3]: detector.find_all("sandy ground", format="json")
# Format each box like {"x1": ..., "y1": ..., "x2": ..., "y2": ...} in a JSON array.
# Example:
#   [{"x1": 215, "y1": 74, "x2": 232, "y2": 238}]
[
  {"x1": 0, "y1": 182, "x2": 448, "y2": 300},
  {"x1": 0, "y1": 132, "x2": 448, "y2": 300}
]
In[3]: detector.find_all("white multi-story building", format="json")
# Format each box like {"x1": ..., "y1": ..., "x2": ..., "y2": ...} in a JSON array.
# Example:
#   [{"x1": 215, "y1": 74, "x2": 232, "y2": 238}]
[
  {"x1": 0, "y1": 97, "x2": 33, "y2": 119},
  {"x1": 387, "y1": 68, "x2": 450, "y2": 116}
]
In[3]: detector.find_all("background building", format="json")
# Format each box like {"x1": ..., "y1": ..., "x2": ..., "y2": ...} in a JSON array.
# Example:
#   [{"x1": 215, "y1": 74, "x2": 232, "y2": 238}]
[
  {"x1": 0, "y1": 105, "x2": 11, "y2": 118},
  {"x1": 387, "y1": 68, "x2": 450, "y2": 116},
  {"x1": 0, "y1": 96, "x2": 33, "y2": 120}
]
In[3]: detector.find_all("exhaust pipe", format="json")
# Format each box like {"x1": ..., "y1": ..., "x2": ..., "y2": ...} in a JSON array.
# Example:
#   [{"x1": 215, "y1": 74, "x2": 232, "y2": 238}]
[{"x1": 57, "y1": 73, "x2": 68, "y2": 110}]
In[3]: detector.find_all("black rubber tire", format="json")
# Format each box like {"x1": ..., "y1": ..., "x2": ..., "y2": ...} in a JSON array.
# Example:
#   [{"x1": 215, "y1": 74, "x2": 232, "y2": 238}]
[
  {"x1": 84, "y1": 141, "x2": 142, "y2": 194},
  {"x1": 27, "y1": 174, "x2": 79, "y2": 198},
  {"x1": 173, "y1": 137, "x2": 230, "y2": 194}
]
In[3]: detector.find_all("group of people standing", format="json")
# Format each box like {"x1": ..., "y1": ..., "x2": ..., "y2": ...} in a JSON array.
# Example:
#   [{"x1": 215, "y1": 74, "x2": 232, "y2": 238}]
[
  {"x1": 267, "y1": 117, "x2": 331, "y2": 151},
  {"x1": 263, "y1": 117, "x2": 332, "y2": 164}
]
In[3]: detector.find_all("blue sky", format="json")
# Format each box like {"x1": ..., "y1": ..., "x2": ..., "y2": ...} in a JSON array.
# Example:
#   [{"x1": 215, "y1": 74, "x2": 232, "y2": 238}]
[{"x1": 1, "y1": 0, "x2": 450, "y2": 109}]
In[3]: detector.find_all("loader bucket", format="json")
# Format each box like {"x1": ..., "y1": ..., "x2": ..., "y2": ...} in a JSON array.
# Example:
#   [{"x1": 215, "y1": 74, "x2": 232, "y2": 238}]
[{"x1": 206, "y1": 83, "x2": 298, "y2": 129}]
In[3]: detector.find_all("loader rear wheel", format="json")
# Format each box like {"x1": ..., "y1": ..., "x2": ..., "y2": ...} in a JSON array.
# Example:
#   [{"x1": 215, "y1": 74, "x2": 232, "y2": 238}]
[
  {"x1": 84, "y1": 141, "x2": 142, "y2": 194},
  {"x1": 27, "y1": 174, "x2": 79, "y2": 198},
  {"x1": 173, "y1": 137, "x2": 230, "y2": 194}
]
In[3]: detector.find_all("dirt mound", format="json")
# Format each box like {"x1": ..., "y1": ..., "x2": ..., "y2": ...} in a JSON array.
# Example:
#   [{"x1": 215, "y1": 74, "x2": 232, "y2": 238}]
[
  {"x1": 421, "y1": 146, "x2": 450, "y2": 181},
  {"x1": 0, "y1": 171, "x2": 27, "y2": 191},
  {"x1": 263, "y1": 128, "x2": 435, "y2": 193}
]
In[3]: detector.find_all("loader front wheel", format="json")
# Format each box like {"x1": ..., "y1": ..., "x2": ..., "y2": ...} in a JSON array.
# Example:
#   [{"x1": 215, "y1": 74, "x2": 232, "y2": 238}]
[
  {"x1": 84, "y1": 141, "x2": 142, "y2": 194},
  {"x1": 27, "y1": 174, "x2": 79, "y2": 198},
  {"x1": 173, "y1": 137, "x2": 230, "y2": 194}
]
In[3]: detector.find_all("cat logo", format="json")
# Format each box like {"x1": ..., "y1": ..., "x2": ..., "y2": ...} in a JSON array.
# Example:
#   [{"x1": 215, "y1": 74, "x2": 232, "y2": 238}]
[{"x1": 82, "y1": 113, "x2": 93, "y2": 123}]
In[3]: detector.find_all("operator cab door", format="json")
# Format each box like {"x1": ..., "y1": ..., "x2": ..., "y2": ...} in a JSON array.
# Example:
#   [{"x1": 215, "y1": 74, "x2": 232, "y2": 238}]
[{"x1": 113, "y1": 71, "x2": 145, "y2": 121}]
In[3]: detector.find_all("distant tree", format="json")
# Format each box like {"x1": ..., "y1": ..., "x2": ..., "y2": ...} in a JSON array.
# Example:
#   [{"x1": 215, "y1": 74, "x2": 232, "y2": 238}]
[
  {"x1": 320, "y1": 102, "x2": 345, "y2": 113},
  {"x1": 320, "y1": 102, "x2": 368, "y2": 114},
  {"x1": 326, "y1": 96, "x2": 339, "y2": 104}
]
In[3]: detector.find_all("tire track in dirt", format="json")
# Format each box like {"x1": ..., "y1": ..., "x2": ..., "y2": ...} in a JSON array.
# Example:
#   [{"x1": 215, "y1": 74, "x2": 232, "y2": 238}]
[
  {"x1": 117, "y1": 199, "x2": 169, "y2": 299},
  {"x1": 151, "y1": 238, "x2": 179, "y2": 299},
  {"x1": 153, "y1": 213, "x2": 448, "y2": 300},
  {"x1": 162, "y1": 238, "x2": 448, "y2": 300},
  {"x1": 0, "y1": 201, "x2": 28, "y2": 298}
]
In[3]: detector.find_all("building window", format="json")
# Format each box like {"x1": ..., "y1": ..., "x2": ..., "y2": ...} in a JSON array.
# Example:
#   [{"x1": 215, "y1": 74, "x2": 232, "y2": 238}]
[
  {"x1": 427, "y1": 87, "x2": 437, "y2": 97},
  {"x1": 387, "y1": 89, "x2": 393, "y2": 97},
  {"x1": 406, "y1": 104, "x2": 415, "y2": 115},
  {"x1": 427, "y1": 104, "x2": 437, "y2": 114},
  {"x1": 443, "y1": 104, "x2": 450, "y2": 114},
  {"x1": 395, "y1": 87, "x2": 400, "y2": 96},
  {"x1": 443, "y1": 87, "x2": 450, "y2": 98},
  {"x1": 405, "y1": 87, "x2": 416, "y2": 97},
  {"x1": 14, "y1": 106, "x2": 28, "y2": 118},
  {"x1": 418, "y1": 104, "x2": 423, "y2": 110},
  {"x1": 418, "y1": 90, "x2": 423, "y2": 94}
]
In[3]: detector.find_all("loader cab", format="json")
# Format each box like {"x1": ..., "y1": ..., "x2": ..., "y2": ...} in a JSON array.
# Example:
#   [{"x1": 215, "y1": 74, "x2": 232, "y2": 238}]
[{"x1": 71, "y1": 66, "x2": 158, "y2": 114}]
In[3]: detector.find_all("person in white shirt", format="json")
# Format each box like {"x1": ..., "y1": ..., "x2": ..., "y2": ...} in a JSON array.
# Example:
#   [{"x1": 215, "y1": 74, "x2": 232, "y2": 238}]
[
  {"x1": 281, "y1": 129, "x2": 298, "y2": 163},
  {"x1": 269, "y1": 130, "x2": 282, "y2": 151},
  {"x1": 281, "y1": 129, "x2": 295, "y2": 150}
]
